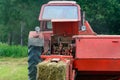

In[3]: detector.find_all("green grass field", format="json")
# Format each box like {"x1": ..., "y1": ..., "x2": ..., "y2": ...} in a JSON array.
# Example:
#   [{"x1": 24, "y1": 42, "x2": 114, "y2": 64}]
[{"x1": 0, "y1": 57, "x2": 28, "y2": 80}]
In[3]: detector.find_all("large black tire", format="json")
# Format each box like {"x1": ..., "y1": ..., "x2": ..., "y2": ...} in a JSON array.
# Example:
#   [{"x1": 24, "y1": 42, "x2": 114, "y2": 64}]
[
  {"x1": 28, "y1": 46, "x2": 43, "y2": 80},
  {"x1": 74, "y1": 70, "x2": 78, "y2": 80}
]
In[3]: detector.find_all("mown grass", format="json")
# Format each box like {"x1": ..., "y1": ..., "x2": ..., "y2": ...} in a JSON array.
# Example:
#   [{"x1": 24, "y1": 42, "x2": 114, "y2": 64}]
[
  {"x1": 0, "y1": 43, "x2": 27, "y2": 57},
  {"x1": 0, "y1": 43, "x2": 28, "y2": 80},
  {"x1": 0, "y1": 57, "x2": 28, "y2": 80}
]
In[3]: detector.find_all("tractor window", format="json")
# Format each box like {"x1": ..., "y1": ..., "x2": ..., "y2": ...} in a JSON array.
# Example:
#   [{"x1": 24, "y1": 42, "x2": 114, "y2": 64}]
[
  {"x1": 40, "y1": 20, "x2": 52, "y2": 30},
  {"x1": 47, "y1": 21, "x2": 52, "y2": 29},
  {"x1": 42, "y1": 6, "x2": 78, "y2": 19}
]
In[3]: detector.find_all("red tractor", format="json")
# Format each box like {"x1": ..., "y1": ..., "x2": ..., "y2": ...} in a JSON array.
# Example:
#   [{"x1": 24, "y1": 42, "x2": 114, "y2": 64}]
[{"x1": 28, "y1": 1, "x2": 120, "y2": 80}]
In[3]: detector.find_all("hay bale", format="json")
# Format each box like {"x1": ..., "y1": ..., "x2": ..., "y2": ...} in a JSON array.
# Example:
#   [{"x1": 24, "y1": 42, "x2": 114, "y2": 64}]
[
  {"x1": 37, "y1": 60, "x2": 67, "y2": 80},
  {"x1": 37, "y1": 61, "x2": 49, "y2": 80}
]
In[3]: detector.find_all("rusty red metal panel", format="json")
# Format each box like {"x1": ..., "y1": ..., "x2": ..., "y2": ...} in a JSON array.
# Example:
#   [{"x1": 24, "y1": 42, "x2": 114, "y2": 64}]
[
  {"x1": 74, "y1": 59, "x2": 120, "y2": 71},
  {"x1": 52, "y1": 22, "x2": 79, "y2": 36},
  {"x1": 41, "y1": 55, "x2": 73, "y2": 59},
  {"x1": 28, "y1": 31, "x2": 52, "y2": 38},
  {"x1": 73, "y1": 35, "x2": 120, "y2": 71},
  {"x1": 28, "y1": 31, "x2": 52, "y2": 49},
  {"x1": 74, "y1": 35, "x2": 120, "y2": 58}
]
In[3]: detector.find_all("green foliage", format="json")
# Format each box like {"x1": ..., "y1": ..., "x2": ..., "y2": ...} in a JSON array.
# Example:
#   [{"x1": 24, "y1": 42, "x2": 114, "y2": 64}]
[
  {"x1": 0, "y1": 0, "x2": 120, "y2": 45},
  {"x1": 75, "y1": 0, "x2": 120, "y2": 34},
  {"x1": 0, "y1": 43, "x2": 27, "y2": 57}
]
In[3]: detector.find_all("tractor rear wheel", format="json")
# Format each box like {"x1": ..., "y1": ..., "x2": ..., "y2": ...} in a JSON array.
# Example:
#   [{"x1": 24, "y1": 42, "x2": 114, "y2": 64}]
[
  {"x1": 28, "y1": 46, "x2": 43, "y2": 80},
  {"x1": 74, "y1": 70, "x2": 78, "y2": 80}
]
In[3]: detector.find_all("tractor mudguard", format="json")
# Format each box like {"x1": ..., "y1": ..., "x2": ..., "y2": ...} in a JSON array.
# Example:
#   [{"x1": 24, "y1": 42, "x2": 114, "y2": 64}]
[{"x1": 28, "y1": 38, "x2": 44, "y2": 47}]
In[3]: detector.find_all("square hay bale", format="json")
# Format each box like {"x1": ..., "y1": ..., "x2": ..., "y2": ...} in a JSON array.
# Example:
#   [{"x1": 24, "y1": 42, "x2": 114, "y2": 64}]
[{"x1": 37, "y1": 60, "x2": 67, "y2": 80}]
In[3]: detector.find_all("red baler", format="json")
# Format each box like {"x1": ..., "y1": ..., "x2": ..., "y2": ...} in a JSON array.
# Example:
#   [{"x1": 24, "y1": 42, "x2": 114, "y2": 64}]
[{"x1": 28, "y1": 1, "x2": 120, "y2": 80}]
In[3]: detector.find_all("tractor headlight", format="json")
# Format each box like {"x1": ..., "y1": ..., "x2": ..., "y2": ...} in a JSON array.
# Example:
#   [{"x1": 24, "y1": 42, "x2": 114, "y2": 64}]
[
  {"x1": 35, "y1": 26, "x2": 40, "y2": 33},
  {"x1": 81, "y1": 25, "x2": 86, "y2": 31}
]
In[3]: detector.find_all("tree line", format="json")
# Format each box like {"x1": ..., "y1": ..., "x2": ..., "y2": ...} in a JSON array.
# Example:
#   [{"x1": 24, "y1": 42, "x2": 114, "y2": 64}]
[{"x1": 0, "y1": 0, "x2": 119, "y2": 45}]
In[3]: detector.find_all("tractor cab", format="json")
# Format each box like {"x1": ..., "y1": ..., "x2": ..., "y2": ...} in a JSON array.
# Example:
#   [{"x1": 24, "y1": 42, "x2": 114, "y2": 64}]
[
  {"x1": 39, "y1": 1, "x2": 81, "y2": 36},
  {"x1": 36, "y1": 1, "x2": 95, "y2": 56},
  {"x1": 38, "y1": 1, "x2": 82, "y2": 55}
]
